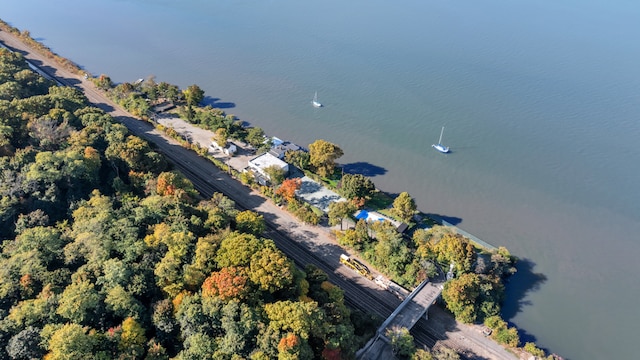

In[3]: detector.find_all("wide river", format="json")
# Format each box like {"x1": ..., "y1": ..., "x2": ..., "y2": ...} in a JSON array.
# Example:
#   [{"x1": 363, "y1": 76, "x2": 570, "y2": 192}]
[{"x1": 2, "y1": 1, "x2": 639, "y2": 358}]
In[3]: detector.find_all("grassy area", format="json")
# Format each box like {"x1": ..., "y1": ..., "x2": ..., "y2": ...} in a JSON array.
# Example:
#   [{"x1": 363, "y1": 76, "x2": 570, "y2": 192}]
[{"x1": 366, "y1": 190, "x2": 394, "y2": 210}]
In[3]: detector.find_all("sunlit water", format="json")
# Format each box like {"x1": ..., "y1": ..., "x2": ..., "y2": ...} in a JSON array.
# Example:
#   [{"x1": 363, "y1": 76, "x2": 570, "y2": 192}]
[{"x1": 2, "y1": 1, "x2": 640, "y2": 358}]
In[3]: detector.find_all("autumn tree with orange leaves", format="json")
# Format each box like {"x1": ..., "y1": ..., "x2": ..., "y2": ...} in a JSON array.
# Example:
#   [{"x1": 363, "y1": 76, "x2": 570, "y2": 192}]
[
  {"x1": 201, "y1": 267, "x2": 250, "y2": 301},
  {"x1": 277, "y1": 333, "x2": 313, "y2": 360},
  {"x1": 156, "y1": 171, "x2": 196, "y2": 201},
  {"x1": 276, "y1": 178, "x2": 301, "y2": 202}
]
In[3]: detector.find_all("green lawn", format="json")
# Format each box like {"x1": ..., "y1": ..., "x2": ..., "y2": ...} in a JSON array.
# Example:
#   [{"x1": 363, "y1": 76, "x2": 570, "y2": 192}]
[{"x1": 366, "y1": 190, "x2": 394, "y2": 210}]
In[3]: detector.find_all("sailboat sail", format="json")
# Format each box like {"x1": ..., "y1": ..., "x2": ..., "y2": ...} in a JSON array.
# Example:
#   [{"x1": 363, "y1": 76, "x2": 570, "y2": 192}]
[
  {"x1": 312, "y1": 91, "x2": 322, "y2": 107},
  {"x1": 432, "y1": 126, "x2": 450, "y2": 153}
]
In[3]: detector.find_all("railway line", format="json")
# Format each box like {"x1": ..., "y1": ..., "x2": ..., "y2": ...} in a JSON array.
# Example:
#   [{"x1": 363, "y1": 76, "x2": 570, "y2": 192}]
[
  {"x1": 159, "y1": 136, "x2": 445, "y2": 348},
  {"x1": 0, "y1": 31, "x2": 517, "y2": 358},
  {"x1": 77, "y1": 79, "x2": 476, "y2": 358}
]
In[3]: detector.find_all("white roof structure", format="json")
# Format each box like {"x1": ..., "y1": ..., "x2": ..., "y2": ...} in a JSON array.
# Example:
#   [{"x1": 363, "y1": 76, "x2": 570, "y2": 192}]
[{"x1": 248, "y1": 153, "x2": 289, "y2": 179}]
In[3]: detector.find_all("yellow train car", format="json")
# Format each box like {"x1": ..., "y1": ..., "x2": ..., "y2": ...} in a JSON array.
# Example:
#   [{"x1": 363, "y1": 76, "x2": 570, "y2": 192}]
[{"x1": 340, "y1": 254, "x2": 371, "y2": 278}]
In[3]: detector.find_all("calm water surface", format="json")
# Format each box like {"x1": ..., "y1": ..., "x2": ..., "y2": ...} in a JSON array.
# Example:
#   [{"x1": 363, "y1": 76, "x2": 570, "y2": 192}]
[{"x1": 2, "y1": 1, "x2": 640, "y2": 358}]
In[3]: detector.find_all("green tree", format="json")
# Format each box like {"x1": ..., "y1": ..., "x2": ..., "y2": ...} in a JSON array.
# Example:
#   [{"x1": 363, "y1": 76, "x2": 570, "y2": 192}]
[
  {"x1": 442, "y1": 273, "x2": 480, "y2": 323},
  {"x1": 183, "y1": 234, "x2": 222, "y2": 289},
  {"x1": 174, "y1": 294, "x2": 212, "y2": 339},
  {"x1": 183, "y1": 84, "x2": 205, "y2": 108},
  {"x1": 392, "y1": 192, "x2": 416, "y2": 222},
  {"x1": 177, "y1": 332, "x2": 217, "y2": 360},
  {"x1": 284, "y1": 150, "x2": 310, "y2": 171},
  {"x1": 119, "y1": 317, "x2": 147, "y2": 359},
  {"x1": 12, "y1": 225, "x2": 65, "y2": 266},
  {"x1": 105, "y1": 285, "x2": 145, "y2": 321},
  {"x1": 98, "y1": 258, "x2": 133, "y2": 291},
  {"x1": 523, "y1": 342, "x2": 546, "y2": 357},
  {"x1": 56, "y1": 279, "x2": 102, "y2": 325},
  {"x1": 308, "y1": 140, "x2": 343, "y2": 178},
  {"x1": 264, "y1": 300, "x2": 324, "y2": 340},
  {"x1": 45, "y1": 323, "x2": 96, "y2": 360},
  {"x1": 246, "y1": 127, "x2": 266, "y2": 148},
  {"x1": 7, "y1": 285, "x2": 60, "y2": 328},
  {"x1": 264, "y1": 165, "x2": 286, "y2": 186},
  {"x1": 432, "y1": 347, "x2": 460, "y2": 360},
  {"x1": 94, "y1": 74, "x2": 113, "y2": 90},
  {"x1": 441, "y1": 273, "x2": 504, "y2": 324},
  {"x1": 339, "y1": 173, "x2": 375, "y2": 200},
  {"x1": 431, "y1": 233, "x2": 476, "y2": 274},
  {"x1": 216, "y1": 232, "x2": 264, "y2": 268},
  {"x1": 494, "y1": 327, "x2": 520, "y2": 347},
  {"x1": 249, "y1": 245, "x2": 296, "y2": 293},
  {"x1": 0, "y1": 122, "x2": 13, "y2": 147},
  {"x1": 65, "y1": 191, "x2": 116, "y2": 265},
  {"x1": 235, "y1": 210, "x2": 266, "y2": 236},
  {"x1": 0, "y1": 81, "x2": 23, "y2": 101},
  {"x1": 337, "y1": 228, "x2": 364, "y2": 250},
  {"x1": 412, "y1": 349, "x2": 434, "y2": 360},
  {"x1": 327, "y1": 201, "x2": 356, "y2": 230},
  {"x1": 157, "y1": 82, "x2": 183, "y2": 103},
  {"x1": 369, "y1": 221, "x2": 412, "y2": 282},
  {"x1": 385, "y1": 326, "x2": 416, "y2": 358},
  {"x1": 217, "y1": 300, "x2": 259, "y2": 358},
  {"x1": 213, "y1": 128, "x2": 228, "y2": 147}
]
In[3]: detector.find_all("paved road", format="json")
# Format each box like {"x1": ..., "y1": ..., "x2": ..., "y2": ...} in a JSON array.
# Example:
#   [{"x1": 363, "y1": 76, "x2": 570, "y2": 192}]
[{"x1": 0, "y1": 29, "x2": 518, "y2": 360}]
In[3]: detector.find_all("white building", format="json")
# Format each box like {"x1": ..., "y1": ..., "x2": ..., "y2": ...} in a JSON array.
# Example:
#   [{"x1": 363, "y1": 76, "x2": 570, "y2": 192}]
[
  {"x1": 247, "y1": 153, "x2": 289, "y2": 184},
  {"x1": 210, "y1": 140, "x2": 237, "y2": 156},
  {"x1": 223, "y1": 143, "x2": 237, "y2": 155}
]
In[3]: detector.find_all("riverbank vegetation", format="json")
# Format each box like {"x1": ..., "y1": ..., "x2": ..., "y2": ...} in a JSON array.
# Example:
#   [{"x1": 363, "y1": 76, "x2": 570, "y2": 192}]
[
  {"x1": 94, "y1": 73, "x2": 559, "y2": 359},
  {"x1": 0, "y1": 49, "x2": 370, "y2": 359},
  {"x1": 0, "y1": 23, "x2": 563, "y2": 358}
]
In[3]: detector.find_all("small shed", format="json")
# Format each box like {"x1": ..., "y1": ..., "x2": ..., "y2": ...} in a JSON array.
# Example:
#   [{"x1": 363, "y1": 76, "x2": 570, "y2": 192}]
[{"x1": 223, "y1": 143, "x2": 237, "y2": 156}]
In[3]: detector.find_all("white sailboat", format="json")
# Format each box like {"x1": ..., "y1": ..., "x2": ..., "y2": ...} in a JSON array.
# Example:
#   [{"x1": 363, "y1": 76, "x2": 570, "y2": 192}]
[
  {"x1": 312, "y1": 91, "x2": 322, "y2": 107},
  {"x1": 432, "y1": 126, "x2": 450, "y2": 153}
]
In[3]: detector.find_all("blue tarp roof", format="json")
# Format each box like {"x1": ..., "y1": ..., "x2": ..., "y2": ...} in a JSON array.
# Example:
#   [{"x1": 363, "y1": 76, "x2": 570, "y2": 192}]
[{"x1": 355, "y1": 210, "x2": 368, "y2": 220}]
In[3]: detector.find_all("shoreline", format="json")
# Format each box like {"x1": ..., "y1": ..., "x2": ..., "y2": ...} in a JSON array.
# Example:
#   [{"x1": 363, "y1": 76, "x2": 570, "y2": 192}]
[
  {"x1": 0, "y1": 23, "x2": 556, "y2": 359},
  {"x1": 0, "y1": 20, "x2": 502, "y2": 253}
]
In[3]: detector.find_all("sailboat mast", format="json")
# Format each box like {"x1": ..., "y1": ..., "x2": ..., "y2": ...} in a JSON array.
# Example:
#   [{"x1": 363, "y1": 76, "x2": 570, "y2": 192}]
[{"x1": 438, "y1": 126, "x2": 444, "y2": 144}]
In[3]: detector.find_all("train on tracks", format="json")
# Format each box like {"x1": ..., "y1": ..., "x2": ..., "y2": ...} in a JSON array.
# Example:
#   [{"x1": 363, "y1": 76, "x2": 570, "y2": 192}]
[{"x1": 340, "y1": 254, "x2": 371, "y2": 278}]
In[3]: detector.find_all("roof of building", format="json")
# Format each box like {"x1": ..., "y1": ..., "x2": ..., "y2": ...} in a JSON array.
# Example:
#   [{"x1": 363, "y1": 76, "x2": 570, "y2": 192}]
[
  {"x1": 153, "y1": 101, "x2": 176, "y2": 112},
  {"x1": 248, "y1": 152, "x2": 289, "y2": 170},
  {"x1": 269, "y1": 142, "x2": 302, "y2": 158}
]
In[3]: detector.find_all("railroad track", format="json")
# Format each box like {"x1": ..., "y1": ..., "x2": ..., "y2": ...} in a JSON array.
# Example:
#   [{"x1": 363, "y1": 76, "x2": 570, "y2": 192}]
[
  {"x1": 158, "y1": 137, "x2": 446, "y2": 348},
  {"x1": 1, "y1": 32, "x2": 516, "y2": 360}
]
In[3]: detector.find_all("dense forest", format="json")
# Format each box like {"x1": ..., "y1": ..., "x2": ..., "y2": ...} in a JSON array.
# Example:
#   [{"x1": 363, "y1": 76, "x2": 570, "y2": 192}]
[{"x1": 0, "y1": 48, "x2": 368, "y2": 359}]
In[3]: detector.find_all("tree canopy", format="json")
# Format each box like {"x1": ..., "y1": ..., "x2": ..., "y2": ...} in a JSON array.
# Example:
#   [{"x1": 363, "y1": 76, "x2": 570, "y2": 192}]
[
  {"x1": 392, "y1": 191, "x2": 417, "y2": 222},
  {"x1": 0, "y1": 54, "x2": 361, "y2": 359},
  {"x1": 308, "y1": 139, "x2": 343, "y2": 178},
  {"x1": 339, "y1": 173, "x2": 375, "y2": 200}
]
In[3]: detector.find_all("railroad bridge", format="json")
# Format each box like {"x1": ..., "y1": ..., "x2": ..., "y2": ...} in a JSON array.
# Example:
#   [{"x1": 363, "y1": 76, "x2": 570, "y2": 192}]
[{"x1": 356, "y1": 279, "x2": 444, "y2": 360}]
